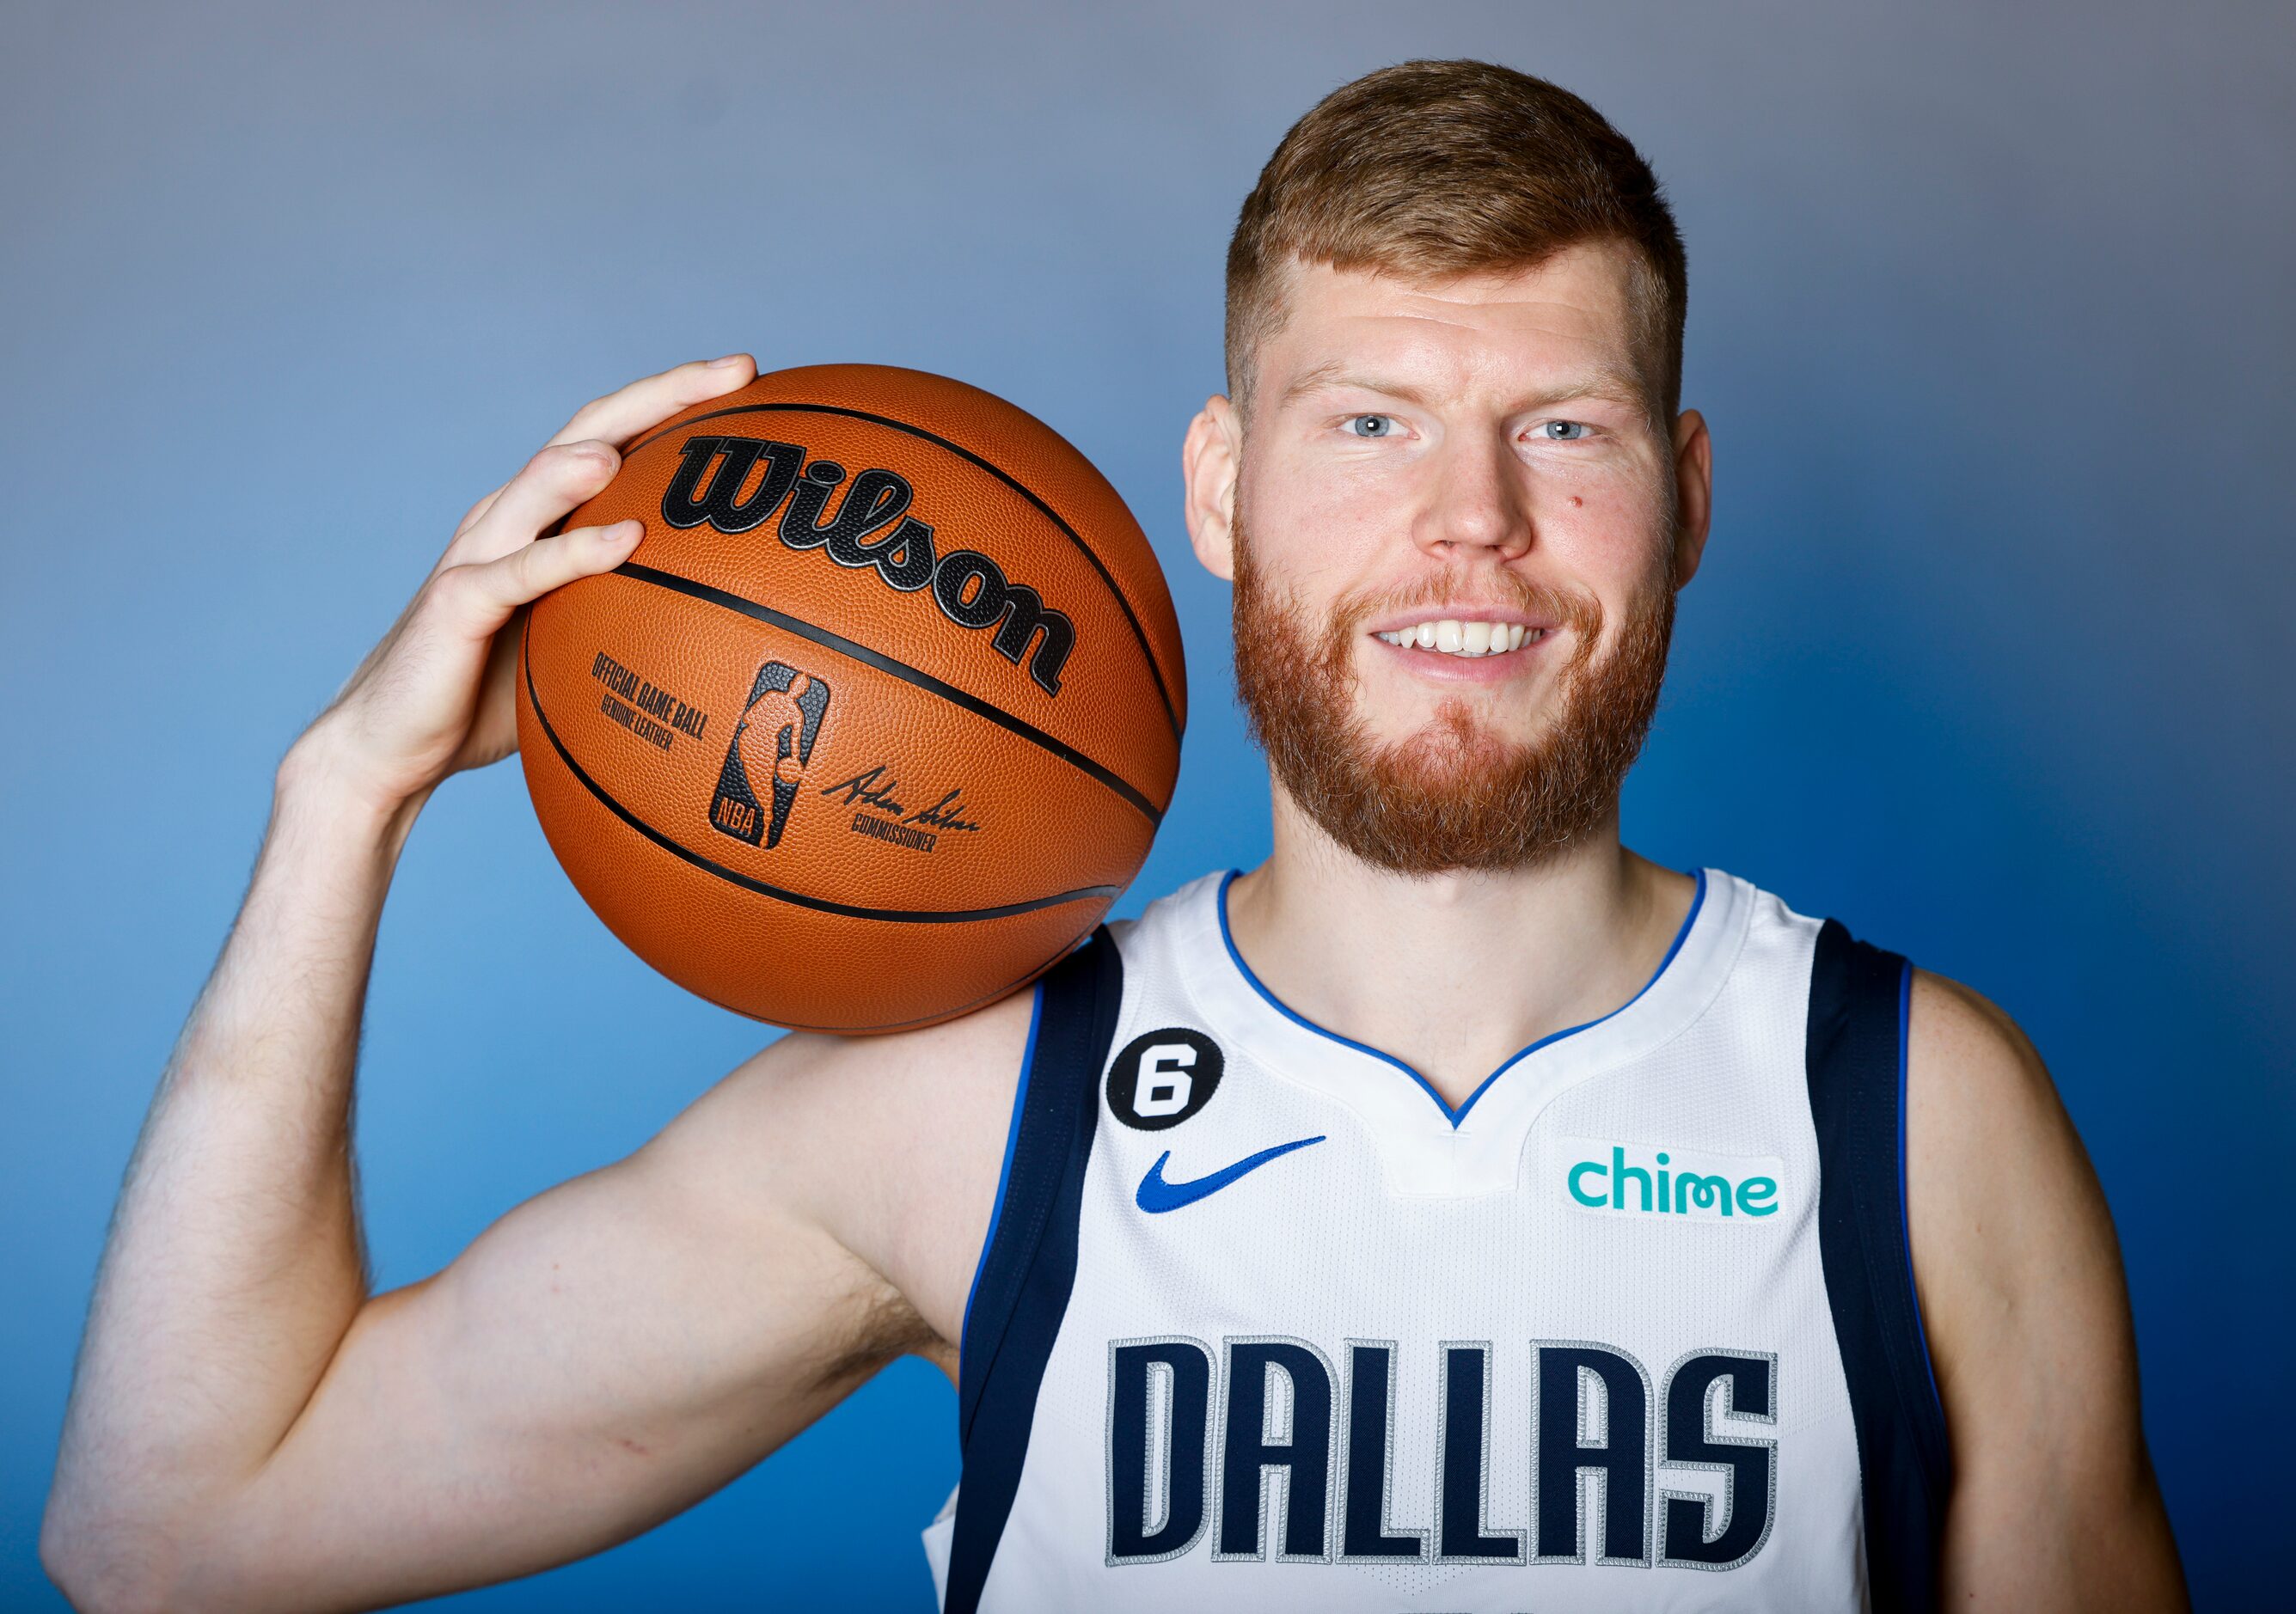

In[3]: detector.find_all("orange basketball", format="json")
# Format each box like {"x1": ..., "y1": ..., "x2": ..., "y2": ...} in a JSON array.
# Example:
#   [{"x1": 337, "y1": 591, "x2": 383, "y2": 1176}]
[{"x1": 517, "y1": 364, "x2": 1186, "y2": 1032}]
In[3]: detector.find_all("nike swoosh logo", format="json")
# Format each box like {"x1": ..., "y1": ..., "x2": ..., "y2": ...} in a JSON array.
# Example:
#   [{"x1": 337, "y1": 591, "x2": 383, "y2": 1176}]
[{"x1": 1136, "y1": 1135, "x2": 1326, "y2": 1214}]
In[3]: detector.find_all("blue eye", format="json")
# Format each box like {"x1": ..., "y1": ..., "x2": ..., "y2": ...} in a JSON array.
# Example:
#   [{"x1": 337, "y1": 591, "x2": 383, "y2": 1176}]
[
  {"x1": 1346, "y1": 414, "x2": 1398, "y2": 438},
  {"x1": 1540, "y1": 420, "x2": 1590, "y2": 442}
]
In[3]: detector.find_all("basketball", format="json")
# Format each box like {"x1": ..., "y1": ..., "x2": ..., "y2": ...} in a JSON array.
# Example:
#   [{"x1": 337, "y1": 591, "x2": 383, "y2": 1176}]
[{"x1": 517, "y1": 364, "x2": 1186, "y2": 1032}]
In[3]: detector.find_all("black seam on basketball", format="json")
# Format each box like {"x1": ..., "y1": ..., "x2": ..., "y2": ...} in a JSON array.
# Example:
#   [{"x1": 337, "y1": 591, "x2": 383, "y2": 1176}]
[
  {"x1": 609, "y1": 560, "x2": 1165, "y2": 827},
  {"x1": 524, "y1": 651, "x2": 1122, "y2": 924},
  {"x1": 627, "y1": 400, "x2": 1184, "y2": 745}
]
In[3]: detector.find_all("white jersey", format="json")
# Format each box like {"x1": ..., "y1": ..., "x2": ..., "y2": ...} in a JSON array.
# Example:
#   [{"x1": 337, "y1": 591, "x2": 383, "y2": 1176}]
[{"x1": 925, "y1": 868, "x2": 1950, "y2": 1612}]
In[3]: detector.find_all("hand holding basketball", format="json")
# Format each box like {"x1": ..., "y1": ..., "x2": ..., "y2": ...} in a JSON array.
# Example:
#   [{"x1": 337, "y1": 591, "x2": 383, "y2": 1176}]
[{"x1": 295, "y1": 355, "x2": 760, "y2": 814}]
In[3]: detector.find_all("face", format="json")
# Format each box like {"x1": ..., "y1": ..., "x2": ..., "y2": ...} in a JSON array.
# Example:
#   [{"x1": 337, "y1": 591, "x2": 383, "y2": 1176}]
[{"x1": 1183, "y1": 241, "x2": 1712, "y2": 872}]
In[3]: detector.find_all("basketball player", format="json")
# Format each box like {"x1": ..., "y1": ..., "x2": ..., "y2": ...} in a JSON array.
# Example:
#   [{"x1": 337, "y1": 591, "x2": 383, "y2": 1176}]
[{"x1": 44, "y1": 62, "x2": 2184, "y2": 1612}]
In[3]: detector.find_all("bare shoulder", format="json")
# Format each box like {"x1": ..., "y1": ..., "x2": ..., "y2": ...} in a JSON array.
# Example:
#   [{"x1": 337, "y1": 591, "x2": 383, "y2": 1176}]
[
  {"x1": 1905, "y1": 969, "x2": 2186, "y2": 1605},
  {"x1": 637, "y1": 985, "x2": 1039, "y2": 1364},
  {"x1": 1904, "y1": 968, "x2": 2120, "y2": 1373},
  {"x1": 1903, "y1": 969, "x2": 2114, "y2": 1307}
]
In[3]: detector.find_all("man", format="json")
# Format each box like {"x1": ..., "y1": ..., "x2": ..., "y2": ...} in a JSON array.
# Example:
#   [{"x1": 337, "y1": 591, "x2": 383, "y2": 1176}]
[{"x1": 42, "y1": 59, "x2": 2183, "y2": 1612}]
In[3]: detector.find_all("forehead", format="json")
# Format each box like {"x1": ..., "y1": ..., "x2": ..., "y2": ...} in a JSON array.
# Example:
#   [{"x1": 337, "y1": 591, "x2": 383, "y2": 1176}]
[{"x1": 1256, "y1": 240, "x2": 1648, "y2": 408}]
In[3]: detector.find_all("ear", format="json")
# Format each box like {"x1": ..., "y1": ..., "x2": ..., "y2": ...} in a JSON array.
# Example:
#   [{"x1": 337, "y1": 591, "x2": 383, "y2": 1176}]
[
  {"x1": 1182, "y1": 394, "x2": 1243, "y2": 582},
  {"x1": 1668, "y1": 407, "x2": 1713, "y2": 589}
]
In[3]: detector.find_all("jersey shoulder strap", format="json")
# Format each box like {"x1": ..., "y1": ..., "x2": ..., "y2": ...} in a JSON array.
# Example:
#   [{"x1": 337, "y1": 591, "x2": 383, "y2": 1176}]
[
  {"x1": 1805, "y1": 917, "x2": 1954, "y2": 1611},
  {"x1": 946, "y1": 929, "x2": 1125, "y2": 1614}
]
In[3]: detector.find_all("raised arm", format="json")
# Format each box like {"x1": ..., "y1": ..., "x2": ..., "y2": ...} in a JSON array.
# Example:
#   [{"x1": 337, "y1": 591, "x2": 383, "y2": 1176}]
[
  {"x1": 81, "y1": 997, "x2": 1025, "y2": 1614},
  {"x1": 1908, "y1": 969, "x2": 2187, "y2": 1609},
  {"x1": 40, "y1": 355, "x2": 1026, "y2": 1613}
]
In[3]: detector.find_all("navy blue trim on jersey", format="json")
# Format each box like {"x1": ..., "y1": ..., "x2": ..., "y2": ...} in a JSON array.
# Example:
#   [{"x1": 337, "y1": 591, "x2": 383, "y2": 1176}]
[
  {"x1": 947, "y1": 931, "x2": 1124, "y2": 1614},
  {"x1": 1897, "y1": 960, "x2": 1945, "y2": 1414},
  {"x1": 958, "y1": 982, "x2": 1047, "y2": 1353},
  {"x1": 1215, "y1": 867, "x2": 1707, "y2": 1128},
  {"x1": 1805, "y1": 919, "x2": 1952, "y2": 1611}
]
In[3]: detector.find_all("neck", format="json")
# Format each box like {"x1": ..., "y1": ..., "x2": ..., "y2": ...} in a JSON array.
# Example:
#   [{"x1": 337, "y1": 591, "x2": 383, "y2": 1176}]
[{"x1": 1222, "y1": 787, "x2": 1699, "y2": 1111}]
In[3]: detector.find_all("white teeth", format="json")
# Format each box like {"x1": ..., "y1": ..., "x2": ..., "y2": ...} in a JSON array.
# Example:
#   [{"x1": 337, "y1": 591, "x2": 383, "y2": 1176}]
[{"x1": 1378, "y1": 620, "x2": 1547, "y2": 657}]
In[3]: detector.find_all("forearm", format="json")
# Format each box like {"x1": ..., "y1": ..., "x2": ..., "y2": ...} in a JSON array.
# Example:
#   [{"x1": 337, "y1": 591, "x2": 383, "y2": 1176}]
[{"x1": 45, "y1": 724, "x2": 419, "y2": 1593}]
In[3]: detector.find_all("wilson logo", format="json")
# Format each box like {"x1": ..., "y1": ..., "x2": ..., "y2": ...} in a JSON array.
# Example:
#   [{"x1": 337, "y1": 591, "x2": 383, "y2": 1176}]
[
  {"x1": 1554, "y1": 1136, "x2": 1785, "y2": 1223},
  {"x1": 661, "y1": 434, "x2": 1076, "y2": 696}
]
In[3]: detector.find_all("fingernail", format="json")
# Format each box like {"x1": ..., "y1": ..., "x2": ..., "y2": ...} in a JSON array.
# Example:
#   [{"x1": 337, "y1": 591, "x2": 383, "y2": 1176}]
[
  {"x1": 604, "y1": 519, "x2": 640, "y2": 541},
  {"x1": 707, "y1": 353, "x2": 749, "y2": 369}
]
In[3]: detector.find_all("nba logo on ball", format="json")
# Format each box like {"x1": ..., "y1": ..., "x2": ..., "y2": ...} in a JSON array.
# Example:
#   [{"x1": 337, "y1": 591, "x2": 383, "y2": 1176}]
[{"x1": 708, "y1": 661, "x2": 830, "y2": 849}]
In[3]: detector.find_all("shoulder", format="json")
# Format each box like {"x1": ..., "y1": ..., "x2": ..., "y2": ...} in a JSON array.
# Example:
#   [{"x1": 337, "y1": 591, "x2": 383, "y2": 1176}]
[
  {"x1": 640, "y1": 980, "x2": 1044, "y2": 1355},
  {"x1": 703, "y1": 980, "x2": 1041, "y2": 1145},
  {"x1": 1905, "y1": 967, "x2": 2071, "y2": 1159},
  {"x1": 679, "y1": 894, "x2": 1179, "y2": 1217},
  {"x1": 1901, "y1": 967, "x2": 2135, "y2": 1421},
  {"x1": 1903, "y1": 967, "x2": 2110, "y2": 1300}
]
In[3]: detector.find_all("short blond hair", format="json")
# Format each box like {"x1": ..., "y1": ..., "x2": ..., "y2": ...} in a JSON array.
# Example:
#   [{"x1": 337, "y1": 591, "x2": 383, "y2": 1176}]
[{"x1": 1225, "y1": 60, "x2": 1687, "y2": 424}]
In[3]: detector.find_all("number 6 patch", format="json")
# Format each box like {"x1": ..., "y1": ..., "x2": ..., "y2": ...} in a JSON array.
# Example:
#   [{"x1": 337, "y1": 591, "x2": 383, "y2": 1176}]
[{"x1": 1105, "y1": 1028, "x2": 1225, "y2": 1131}]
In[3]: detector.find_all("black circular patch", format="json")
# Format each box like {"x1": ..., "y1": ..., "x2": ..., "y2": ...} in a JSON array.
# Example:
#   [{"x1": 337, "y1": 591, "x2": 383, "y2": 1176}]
[{"x1": 1105, "y1": 1027, "x2": 1225, "y2": 1131}]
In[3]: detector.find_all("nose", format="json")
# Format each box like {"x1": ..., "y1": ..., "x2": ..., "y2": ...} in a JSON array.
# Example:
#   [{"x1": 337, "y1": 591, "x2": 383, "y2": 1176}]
[{"x1": 1418, "y1": 428, "x2": 1533, "y2": 561}]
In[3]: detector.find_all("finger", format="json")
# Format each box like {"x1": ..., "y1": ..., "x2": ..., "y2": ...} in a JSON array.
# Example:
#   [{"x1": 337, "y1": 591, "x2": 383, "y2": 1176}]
[
  {"x1": 544, "y1": 353, "x2": 756, "y2": 453},
  {"x1": 451, "y1": 479, "x2": 511, "y2": 542},
  {"x1": 438, "y1": 356, "x2": 750, "y2": 576},
  {"x1": 456, "y1": 440, "x2": 622, "y2": 566},
  {"x1": 438, "y1": 519, "x2": 643, "y2": 631},
  {"x1": 426, "y1": 478, "x2": 517, "y2": 581}
]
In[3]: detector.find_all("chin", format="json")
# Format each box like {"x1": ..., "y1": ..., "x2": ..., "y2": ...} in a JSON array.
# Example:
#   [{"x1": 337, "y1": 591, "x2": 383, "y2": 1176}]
[
  {"x1": 1368, "y1": 686, "x2": 1549, "y2": 744},
  {"x1": 1368, "y1": 700, "x2": 1546, "y2": 773}
]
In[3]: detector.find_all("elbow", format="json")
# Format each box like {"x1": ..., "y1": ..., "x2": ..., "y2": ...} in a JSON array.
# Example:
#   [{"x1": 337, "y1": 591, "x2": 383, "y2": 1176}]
[{"x1": 40, "y1": 1496, "x2": 198, "y2": 1614}]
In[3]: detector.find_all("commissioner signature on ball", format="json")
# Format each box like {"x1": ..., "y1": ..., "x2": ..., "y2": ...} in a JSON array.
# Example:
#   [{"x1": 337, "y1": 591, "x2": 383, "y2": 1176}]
[{"x1": 818, "y1": 766, "x2": 983, "y2": 833}]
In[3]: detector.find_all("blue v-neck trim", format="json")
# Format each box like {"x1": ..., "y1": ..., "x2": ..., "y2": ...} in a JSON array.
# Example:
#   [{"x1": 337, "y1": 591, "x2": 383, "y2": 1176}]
[{"x1": 1214, "y1": 866, "x2": 1709, "y2": 1129}]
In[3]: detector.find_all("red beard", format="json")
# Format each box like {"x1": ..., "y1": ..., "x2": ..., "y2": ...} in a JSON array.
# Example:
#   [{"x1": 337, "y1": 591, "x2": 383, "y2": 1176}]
[{"x1": 1230, "y1": 523, "x2": 1675, "y2": 875}]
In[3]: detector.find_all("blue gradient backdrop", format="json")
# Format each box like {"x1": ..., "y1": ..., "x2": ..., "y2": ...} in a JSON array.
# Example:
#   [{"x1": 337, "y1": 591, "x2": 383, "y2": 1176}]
[{"x1": 4, "y1": 4, "x2": 2288, "y2": 1607}]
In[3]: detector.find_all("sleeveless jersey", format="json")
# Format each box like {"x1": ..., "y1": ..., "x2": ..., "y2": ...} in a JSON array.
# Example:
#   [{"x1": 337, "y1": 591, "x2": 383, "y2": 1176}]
[{"x1": 923, "y1": 868, "x2": 1951, "y2": 1612}]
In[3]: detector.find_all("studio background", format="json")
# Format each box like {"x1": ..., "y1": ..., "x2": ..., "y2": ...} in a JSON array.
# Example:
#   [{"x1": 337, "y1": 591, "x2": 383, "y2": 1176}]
[{"x1": 3, "y1": 3, "x2": 2288, "y2": 1608}]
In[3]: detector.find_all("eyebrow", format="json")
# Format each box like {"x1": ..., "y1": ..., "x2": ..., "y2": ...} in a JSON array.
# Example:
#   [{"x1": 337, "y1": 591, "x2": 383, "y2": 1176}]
[
  {"x1": 1279, "y1": 359, "x2": 1424, "y2": 409},
  {"x1": 1278, "y1": 358, "x2": 1650, "y2": 413}
]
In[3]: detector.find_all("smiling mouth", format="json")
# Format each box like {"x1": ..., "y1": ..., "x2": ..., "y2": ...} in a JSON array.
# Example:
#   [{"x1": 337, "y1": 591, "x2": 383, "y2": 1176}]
[{"x1": 1373, "y1": 619, "x2": 1551, "y2": 658}]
